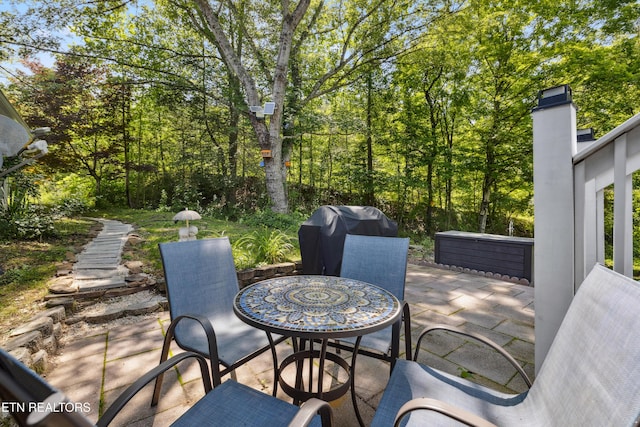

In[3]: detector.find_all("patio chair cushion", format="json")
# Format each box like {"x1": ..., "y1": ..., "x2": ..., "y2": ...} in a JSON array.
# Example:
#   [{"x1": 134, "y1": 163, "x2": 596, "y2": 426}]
[
  {"x1": 372, "y1": 264, "x2": 640, "y2": 426},
  {"x1": 520, "y1": 263, "x2": 640, "y2": 425},
  {"x1": 173, "y1": 311, "x2": 273, "y2": 364},
  {"x1": 171, "y1": 380, "x2": 323, "y2": 427}
]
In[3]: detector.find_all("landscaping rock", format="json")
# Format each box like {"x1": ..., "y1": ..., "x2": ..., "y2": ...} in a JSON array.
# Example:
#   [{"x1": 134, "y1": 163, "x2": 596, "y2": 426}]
[
  {"x1": 4, "y1": 330, "x2": 43, "y2": 353},
  {"x1": 48, "y1": 276, "x2": 78, "y2": 294},
  {"x1": 106, "y1": 286, "x2": 151, "y2": 297},
  {"x1": 254, "y1": 265, "x2": 277, "y2": 278},
  {"x1": 75, "y1": 277, "x2": 127, "y2": 291},
  {"x1": 42, "y1": 335, "x2": 58, "y2": 354},
  {"x1": 124, "y1": 260, "x2": 144, "y2": 273},
  {"x1": 9, "y1": 316, "x2": 53, "y2": 338},
  {"x1": 31, "y1": 349, "x2": 48, "y2": 373},
  {"x1": 65, "y1": 315, "x2": 86, "y2": 325},
  {"x1": 84, "y1": 306, "x2": 123, "y2": 324},
  {"x1": 45, "y1": 297, "x2": 75, "y2": 310},
  {"x1": 275, "y1": 262, "x2": 296, "y2": 274},
  {"x1": 8, "y1": 347, "x2": 31, "y2": 365},
  {"x1": 237, "y1": 269, "x2": 255, "y2": 281},
  {"x1": 52, "y1": 322, "x2": 63, "y2": 339},
  {"x1": 126, "y1": 234, "x2": 144, "y2": 246},
  {"x1": 125, "y1": 273, "x2": 146, "y2": 283},
  {"x1": 33, "y1": 306, "x2": 66, "y2": 324},
  {"x1": 124, "y1": 301, "x2": 162, "y2": 316}
]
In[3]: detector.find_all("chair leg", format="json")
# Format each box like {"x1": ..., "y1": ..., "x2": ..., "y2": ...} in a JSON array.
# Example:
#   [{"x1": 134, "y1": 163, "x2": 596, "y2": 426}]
[
  {"x1": 151, "y1": 330, "x2": 174, "y2": 406},
  {"x1": 350, "y1": 336, "x2": 366, "y2": 427},
  {"x1": 389, "y1": 319, "x2": 401, "y2": 372},
  {"x1": 403, "y1": 303, "x2": 412, "y2": 361},
  {"x1": 267, "y1": 332, "x2": 279, "y2": 397}
]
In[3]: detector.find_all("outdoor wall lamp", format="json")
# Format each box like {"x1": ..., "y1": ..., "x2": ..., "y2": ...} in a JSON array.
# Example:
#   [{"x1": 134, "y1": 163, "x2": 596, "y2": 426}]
[
  {"x1": 577, "y1": 128, "x2": 595, "y2": 143},
  {"x1": 534, "y1": 84, "x2": 573, "y2": 110}
]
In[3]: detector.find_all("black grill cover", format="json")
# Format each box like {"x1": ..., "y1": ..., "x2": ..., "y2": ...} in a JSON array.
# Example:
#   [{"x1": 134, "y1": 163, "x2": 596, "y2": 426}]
[{"x1": 298, "y1": 205, "x2": 398, "y2": 276}]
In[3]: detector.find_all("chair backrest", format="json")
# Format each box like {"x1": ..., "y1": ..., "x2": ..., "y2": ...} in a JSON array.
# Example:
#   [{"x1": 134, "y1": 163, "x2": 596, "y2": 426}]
[
  {"x1": 159, "y1": 237, "x2": 239, "y2": 322},
  {"x1": 340, "y1": 234, "x2": 410, "y2": 300},
  {"x1": 526, "y1": 264, "x2": 640, "y2": 425},
  {"x1": 0, "y1": 348, "x2": 94, "y2": 427}
]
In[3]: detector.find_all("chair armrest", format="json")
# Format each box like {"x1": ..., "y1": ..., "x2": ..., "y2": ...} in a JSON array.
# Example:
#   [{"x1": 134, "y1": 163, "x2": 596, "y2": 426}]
[
  {"x1": 166, "y1": 313, "x2": 223, "y2": 383},
  {"x1": 97, "y1": 352, "x2": 212, "y2": 427},
  {"x1": 167, "y1": 313, "x2": 220, "y2": 361},
  {"x1": 414, "y1": 324, "x2": 532, "y2": 388},
  {"x1": 394, "y1": 397, "x2": 498, "y2": 427},
  {"x1": 287, "y1": 398, "x2": 333, "y2": 427}
]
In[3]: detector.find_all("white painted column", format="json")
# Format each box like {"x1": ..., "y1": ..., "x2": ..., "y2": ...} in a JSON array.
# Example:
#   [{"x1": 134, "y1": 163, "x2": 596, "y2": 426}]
[{"x1": 531, "y1": 86, "x2": 577, "y2": 372}]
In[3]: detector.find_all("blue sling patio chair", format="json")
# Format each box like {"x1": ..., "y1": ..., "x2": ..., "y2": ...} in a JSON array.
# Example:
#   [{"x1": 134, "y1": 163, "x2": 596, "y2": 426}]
[
  {"x1": 330, "y1": 234, "x2": 411, "y2": 426},
  {"x1": 335, "y1": 234, "x2": 412, "y2": 366},
  {"x1": 0, "y1": 348, "x2": 333, "y2": 426},
  {"x1": 152, "y1": 237, "x2": 286, "y2": 405},
  {"x1": 371, "y1": 264, "x2": 640, "y2": 427}
]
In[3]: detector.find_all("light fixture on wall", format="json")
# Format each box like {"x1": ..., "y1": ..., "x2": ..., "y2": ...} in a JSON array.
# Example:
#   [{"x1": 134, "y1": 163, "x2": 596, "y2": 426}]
[
  {"x1": 577, "y1": 128, "x2": 595, "y2": 143},
  {"x1": 534, "y1": 84, "x2": 573, "y2": 110}
]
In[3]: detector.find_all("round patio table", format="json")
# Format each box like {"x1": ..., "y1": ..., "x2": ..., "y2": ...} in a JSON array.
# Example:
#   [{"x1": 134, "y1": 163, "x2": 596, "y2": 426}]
[{"x1": 233, "y1": 275, "x2": 402, "y2": 426}]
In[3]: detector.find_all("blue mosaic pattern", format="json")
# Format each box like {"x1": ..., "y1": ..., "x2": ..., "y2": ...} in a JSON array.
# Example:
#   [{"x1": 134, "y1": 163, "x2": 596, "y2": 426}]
[{"x1": 234, "y1": 275, "x2": 400, "y2": 336}]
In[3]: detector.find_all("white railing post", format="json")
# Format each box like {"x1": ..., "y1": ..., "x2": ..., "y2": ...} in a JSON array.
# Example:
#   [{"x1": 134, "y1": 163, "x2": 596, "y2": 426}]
[
  {"x1": 531, "y1": 85, "x2": 577, "y2": 372},
  {"x1": 613, "y1": 134, "x2": 634, "y2": 277}
]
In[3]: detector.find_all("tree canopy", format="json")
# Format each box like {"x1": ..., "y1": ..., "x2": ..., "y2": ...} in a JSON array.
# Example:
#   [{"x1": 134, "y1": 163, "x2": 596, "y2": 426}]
[{"x1": 1, "y1": 0, "x2": 639, "y2": 236}]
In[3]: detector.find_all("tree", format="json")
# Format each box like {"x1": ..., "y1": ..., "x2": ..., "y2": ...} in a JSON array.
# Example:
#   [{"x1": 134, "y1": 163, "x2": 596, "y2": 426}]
[
  {"x1": 178, "y1": 0, "x2": 443, "y2": 212},
  {"x1": 6, "y1": 57, "x2": 127, "y2": 200}
]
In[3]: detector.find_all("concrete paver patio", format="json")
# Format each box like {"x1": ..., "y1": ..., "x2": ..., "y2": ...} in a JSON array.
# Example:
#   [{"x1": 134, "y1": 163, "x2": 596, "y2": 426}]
[{"x1": 45, "y1": 264, "x2": 534, "y2": 426}]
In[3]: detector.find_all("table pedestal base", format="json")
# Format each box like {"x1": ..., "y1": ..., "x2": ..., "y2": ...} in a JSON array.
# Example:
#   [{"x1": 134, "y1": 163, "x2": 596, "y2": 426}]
[{"x1": 278, "y1": 349, "x2": 351, "y2": 403}]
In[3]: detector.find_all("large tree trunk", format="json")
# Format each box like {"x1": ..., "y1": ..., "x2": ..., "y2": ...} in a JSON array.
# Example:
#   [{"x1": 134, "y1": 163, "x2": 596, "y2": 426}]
[{"x1": 194, "y1": 0, "x2": 311, "y2": 214}]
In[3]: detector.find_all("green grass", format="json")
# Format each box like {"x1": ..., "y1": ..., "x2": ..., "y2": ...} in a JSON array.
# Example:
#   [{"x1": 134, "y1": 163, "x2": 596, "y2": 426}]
[
  {"x1": 90, "y1": 207, "x2": 302, "y2": 276},
  {"x1": 0, "y1": 208, "x2": 305, "y2": 336},
  {"x1": 0, "y1": 217, "x2": 96, "y2": 334}
]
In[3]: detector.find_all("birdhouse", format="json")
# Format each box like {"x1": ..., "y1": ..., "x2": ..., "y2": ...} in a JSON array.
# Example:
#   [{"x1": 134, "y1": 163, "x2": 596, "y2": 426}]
[{"x1": 260, "y1": 149, "x2": 272, "y2": 158}]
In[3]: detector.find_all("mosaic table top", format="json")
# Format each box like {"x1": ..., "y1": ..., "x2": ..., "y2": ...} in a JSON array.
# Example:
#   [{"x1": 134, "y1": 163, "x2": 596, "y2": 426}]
[{"x1": 233, "y1": 275, "x2": 401, "y2": 339}]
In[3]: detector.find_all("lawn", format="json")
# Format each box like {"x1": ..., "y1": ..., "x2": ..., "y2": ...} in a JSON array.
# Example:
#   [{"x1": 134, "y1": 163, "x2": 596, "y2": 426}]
[
  {"x1": 0, "y1": 217, "x2": 98, "y2": 334},
  {"x1": 0, "y1": 208, "x2": 303, "y2": 336}
]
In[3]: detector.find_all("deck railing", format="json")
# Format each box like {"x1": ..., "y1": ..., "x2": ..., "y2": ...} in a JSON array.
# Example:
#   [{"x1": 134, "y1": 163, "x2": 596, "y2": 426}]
[
  {"x1": 573, "y1": 113, "x2": 640, "y2": 281},
  {"x1": 532, "y1": 85, "x2": 640, "y2": 371}
]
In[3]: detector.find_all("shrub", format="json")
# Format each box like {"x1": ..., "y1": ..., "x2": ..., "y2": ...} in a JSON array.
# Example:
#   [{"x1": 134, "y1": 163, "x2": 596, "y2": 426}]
[
  {"x1": 233, "y1": 228, "x2": 294, "y2": 266},
  {"x1": 13, "y1": 205, "x2": 56, "y2": 239}
]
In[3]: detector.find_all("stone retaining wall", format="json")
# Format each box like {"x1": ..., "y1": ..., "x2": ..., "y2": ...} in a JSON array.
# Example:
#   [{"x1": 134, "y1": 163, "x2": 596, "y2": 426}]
[
  {"x1": 236, "y1": 260, "x2": 304, "y2": 288},
  {"x1": 3, "y1": 306, "x2": 66, "y2": 373}
]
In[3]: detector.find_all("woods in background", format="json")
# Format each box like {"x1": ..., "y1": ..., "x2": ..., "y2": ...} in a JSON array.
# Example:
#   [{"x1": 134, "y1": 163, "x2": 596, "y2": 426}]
[{"x1": 1, "y1": 0, "x2": 638, "y2": 237}]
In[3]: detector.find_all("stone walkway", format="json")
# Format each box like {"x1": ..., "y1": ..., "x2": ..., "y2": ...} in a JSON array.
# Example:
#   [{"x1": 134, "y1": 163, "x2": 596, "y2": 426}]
[
  {"x1": 45, "y1": 260, "x2": 534, "y2": 426},
  {"x1": 73, "y1": 219, "x2": 133, "y2": 291}
]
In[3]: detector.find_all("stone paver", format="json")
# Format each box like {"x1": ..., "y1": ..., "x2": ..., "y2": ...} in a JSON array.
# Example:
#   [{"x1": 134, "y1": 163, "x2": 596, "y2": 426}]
[
  {"x1": 73, "y1": 219, "x2": 132, "y2": 291},
  {"x1": 45, "y1": 263, "x2": 535, "y2": 426}
]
